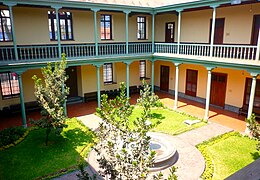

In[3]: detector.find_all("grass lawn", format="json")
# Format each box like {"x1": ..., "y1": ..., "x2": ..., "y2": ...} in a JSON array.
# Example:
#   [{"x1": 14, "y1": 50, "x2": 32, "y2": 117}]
[
  {"x1": 130, "y1": 107, "x2": 206, "y2": 135},
  {"x1": 202, "y1": 133, "x2": 260, "y2": 179},
  {"x1": 0, "y1": 118, "x2": 94, "y2": 180}
]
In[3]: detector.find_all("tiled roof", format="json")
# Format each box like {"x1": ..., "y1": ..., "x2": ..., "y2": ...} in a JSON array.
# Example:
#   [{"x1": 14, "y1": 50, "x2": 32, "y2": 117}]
[{"x1": 68, "y1": 0, "x2": 201, "y2": 7}]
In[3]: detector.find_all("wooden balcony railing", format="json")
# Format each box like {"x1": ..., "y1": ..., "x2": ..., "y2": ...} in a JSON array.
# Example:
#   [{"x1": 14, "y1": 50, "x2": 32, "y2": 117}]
[{"x1": 0, "y1": 42, "x2": 258, "y2": 64}]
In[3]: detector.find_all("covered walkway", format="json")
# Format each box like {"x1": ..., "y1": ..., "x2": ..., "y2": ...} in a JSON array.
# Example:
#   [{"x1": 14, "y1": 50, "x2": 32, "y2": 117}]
[{"x1": 0, "y1": 92, "x2": 246, "y2": 132}]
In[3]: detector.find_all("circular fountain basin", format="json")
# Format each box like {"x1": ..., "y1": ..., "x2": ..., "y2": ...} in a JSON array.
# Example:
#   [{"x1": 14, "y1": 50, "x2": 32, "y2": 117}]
[{"x1": 148, "y1": 132, "x2": 177, "y2": 171}]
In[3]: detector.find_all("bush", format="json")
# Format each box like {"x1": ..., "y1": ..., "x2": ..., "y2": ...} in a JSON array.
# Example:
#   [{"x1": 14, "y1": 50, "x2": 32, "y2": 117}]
[{"x1": 0, "y1": 127, "x2": 27, "y2": 147}]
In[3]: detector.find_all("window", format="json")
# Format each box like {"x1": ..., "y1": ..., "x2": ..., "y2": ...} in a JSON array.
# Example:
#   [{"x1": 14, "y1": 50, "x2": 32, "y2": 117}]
[
  {"x1": 185, "y1": 69, "x2": 198, "y2": 97},
  {"x1": 103, "y1": 63, "x2": 113, "y2": 84},
  {"x1": 140, "y1": 60, "x2": 146, "y2": 78},
  {"x1": 0, "y1": 10, "x2": 12, "y2": 42},
  {"x1": 48, "y1": 11, "x2": 73, "y2": 40},
  {"x1": 101, "y1": 15, "x2": 112, "y2": 40},
  {"x1": 243, "y1": 78, "x2": 260, "y2": 107},
  {"x1": 0, "y1": 72, "x2": 20, "y2": 99},
  {"x1": 137, "y1": 16, "x2": 146, "y2": 40}
]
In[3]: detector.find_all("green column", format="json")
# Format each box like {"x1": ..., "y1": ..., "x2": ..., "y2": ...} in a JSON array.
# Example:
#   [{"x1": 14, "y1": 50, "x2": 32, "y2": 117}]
[
  {"x1": 174, "y1": 63, "x2": 180, "y2": 110},
  {"x1": 52, "y1": 6, "x2": 62, "y2": 58},
  {"x1": 151, "y1": 12, "x2": 155, "y2": 53},
  {"x1": 17, "y1": 71, "x2": 27, "y2": 128},
  {"x1": 124, "y1": 11, "x2": 130, "y2": 54},
  {"x1": 62, "y1": 82, "x2": 67, "y2": 116},
  {"x1": 96, "y1": 65, "x2": 101, "y2": 108},
  {"x1": 151, "y1": 59, "x2": 155, "y2": 93},
  {"x1": 176, "y1": 9, "x2": 182, "y2": 54},
  {"x1": 5, "y1": 3, "x2": 18, "y2": 60},
  {"x1": 209, "y1": 5, "x2": 218, "y2": 57},
  {"x1": 204, "y1": 67, "x2": 214, "y2": 121},
  {"x1": 125, "y1": 62, "x2": 130, "y2": 98},
  {"x1": 92, "y1": 8, "x2": 100, "y2": 56}
]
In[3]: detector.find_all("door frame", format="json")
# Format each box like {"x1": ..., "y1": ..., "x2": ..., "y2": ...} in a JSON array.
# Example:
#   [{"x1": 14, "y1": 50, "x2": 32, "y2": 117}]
[
  {"x1": 251, "y1": 14, "x2": 260, "y2": 45},
  {"x1": 209, "y1": 18, "x2": 225, "y2": 44},
  {"x1": 210, "y1": 72, "x2": 227, "y2": 108},
  {"x1": 160, "y1": 65, "x2": 170, "y2": 92},
  {"x1": 165, "y1": 22, "x2": 175, "y2": 43}
]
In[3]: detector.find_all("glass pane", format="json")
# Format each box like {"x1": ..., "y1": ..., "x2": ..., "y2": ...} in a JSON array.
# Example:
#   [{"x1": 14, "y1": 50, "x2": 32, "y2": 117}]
[
  {"x1": 10, "y1": 73, "x2": 19, "y2": 94},
  {"x1": 105, "y1": 15, "x2": 110, "y2": 21},
  {"x1": 0, "y1": 73, "x2": 11, "y2": 96}
]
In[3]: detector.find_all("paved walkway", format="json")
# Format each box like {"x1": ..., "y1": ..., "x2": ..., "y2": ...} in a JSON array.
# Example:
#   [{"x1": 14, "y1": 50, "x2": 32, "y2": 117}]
[{"x1": 55, "y1": 114, "x2": 232, "y2": 180}]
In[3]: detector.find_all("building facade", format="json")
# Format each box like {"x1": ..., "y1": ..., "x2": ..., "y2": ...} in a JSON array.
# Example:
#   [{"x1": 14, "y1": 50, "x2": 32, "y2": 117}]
[{"x1": 0, "y1": 0, "x2": 260, "y2": 128}]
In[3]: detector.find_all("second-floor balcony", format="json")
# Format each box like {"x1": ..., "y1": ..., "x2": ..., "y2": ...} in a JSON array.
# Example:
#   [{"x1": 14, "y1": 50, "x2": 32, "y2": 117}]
[{"x1": 0, "y1": 42, "x2": 258, "y2": 65}]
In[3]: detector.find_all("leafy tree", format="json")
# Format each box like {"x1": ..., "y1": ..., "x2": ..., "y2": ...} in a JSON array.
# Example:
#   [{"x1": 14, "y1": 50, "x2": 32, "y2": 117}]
[
  {"x1": 246, "y1": 114, "x2": 260, "y2": 150},
  {"x1": 95, "y1": 82, "x2": 159, "y2": 179},
  {"x1": 31, "y1": 54, "x2": 69, "y2": 145}
]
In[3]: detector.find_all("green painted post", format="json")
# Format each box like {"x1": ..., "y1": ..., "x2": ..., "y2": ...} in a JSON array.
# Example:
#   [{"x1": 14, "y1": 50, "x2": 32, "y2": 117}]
[
  {"x1": 176, "y1": 9, "x2": 182, "y2": 55},
  {"x1": 151, "y1": 12, "x2": 155, "y2": 53},
  {"x1": 151, "y1": 60, "x2": 154, "y2": 93},
  {"x1": 17, "y1": 72, "x2": 27, "y2": 128},
  {"x1": 124, "y1": 11, "x2": 130, "y2": 54},
  {"x1": 204, "y1": 67, "x2": 214, "y2": 121},
  {"x1": 5, "y1": 3, "x2": 18, "y2": 60},
  {"x1": 62, "y1": 82, "x2": 67, "y2": 116},
  {"x1": 125, "y1": 62, "x2": 130, "y2": 98},
  {"x1": 92, "y1": 8, "x2": 100, "y2": 56},
  {"x1": 174, "y1": 63, "x2": 180, "y2": 110},
  {"x1": 53, "y1": 6, "x2": 62, "y2": 58},
  {"x1": 96, "y1": 65, "x2": 101, "y2": 108}
]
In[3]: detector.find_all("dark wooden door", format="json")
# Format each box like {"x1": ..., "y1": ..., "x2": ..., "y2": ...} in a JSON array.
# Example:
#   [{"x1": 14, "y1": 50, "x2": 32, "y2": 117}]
[
  {"x1": 165, "y1": 22, "x2": 175, "y2": 43},
  {"x1": 66, "y1": 66, "x2": 78, "y2": 97},
  {"x1": 251, "y1": 15, "x2": 260, "y2": 45},
  {"x1": 160, "y1": 65, "x2": 169, "y2": 91},
  {"x1": 210, "y1": 73, "x2": 227, "y2": 108},
  {"x1": 185, "y1": 69, "x2": 198, "y2": 97},
  {"x1": 210, "y1": 18, "x2": 225, "y2": 44}
]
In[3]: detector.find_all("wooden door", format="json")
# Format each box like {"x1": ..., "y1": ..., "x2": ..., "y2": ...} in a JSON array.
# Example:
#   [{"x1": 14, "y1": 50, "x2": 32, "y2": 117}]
[
  {"x1": 210, "y1": 73, "x2": 227, "y2": 108},
  {"x1": 165, "y1": 22, "x2": 175, "y2": 43},
  {"x1": 210, "y1": 18, "x2": 225, "y2": 44},
  {"x1": 66, "y1": 66, "x2": 78, "y2": 97},
  {"x1": 160, "y1": 65, "x2": 169, "y2": 91},
  {"x1": 185, "y1": 69, "x2": 198, "y2": 97},
  {"x1": 251, "y1": 15, "x2": 260, "y2": 45}
]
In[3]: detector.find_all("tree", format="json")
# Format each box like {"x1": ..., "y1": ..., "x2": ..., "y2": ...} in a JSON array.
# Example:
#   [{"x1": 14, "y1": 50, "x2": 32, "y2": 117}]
[
  {"x1": 246, "y1": 114, "x2": 260, "y2": 150},
  {"x1": 31, "y1": 54, "x2": 69, "y2": 145},
  {"x1": 95, "y1": 82, "x2": 160, "y2": 179}
]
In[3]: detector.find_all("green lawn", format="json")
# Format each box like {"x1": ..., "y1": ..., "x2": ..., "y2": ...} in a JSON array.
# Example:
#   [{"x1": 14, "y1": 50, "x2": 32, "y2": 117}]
[
  {"x1": 0, "y1": 118, "x2": 94, "y2": 180},
  {"x1": 201, "y1": 133, "x2": 259, "y2": 180},
  {"x1": 130, "y1": 107, "x2": 206, "y2": 135}
]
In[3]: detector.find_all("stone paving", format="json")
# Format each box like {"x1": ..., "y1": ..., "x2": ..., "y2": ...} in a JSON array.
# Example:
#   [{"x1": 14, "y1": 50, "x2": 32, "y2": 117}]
[{"x1": 55, "y1": 114, "x2": 232, "y2": 180}]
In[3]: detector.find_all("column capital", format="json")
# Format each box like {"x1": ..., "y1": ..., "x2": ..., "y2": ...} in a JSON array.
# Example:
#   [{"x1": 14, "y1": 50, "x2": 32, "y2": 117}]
[
  {"x1": 91, "y1": 8, "x2": 100, "y2": 13},
  {"x1": 250, "y1": 72, "x2": 259, "y2": 77},
  {"x1": 206, "y1": 66, "x2": 215, "y2": 71},
  {"x1": 4, "y1": 2, "x2": 17, "y2": 7},
  {"x1": 93, "y1": 63, "x2": 102, "y2": 68},
  {"x1": 51, "y1": 5, "x2": 62, "y2": 10},
  {"x1": 174, "y1": 62, "x2": 182, "y2": 67},
  {"x1": 123, "y1": 10, "x2": 131, "y2": 14},
  {"x1": 176, "y1": 8, "x2": 183, "y2": 13},
  {"x1": 210, "y1": 3, "x2": 220, "y2": 8},
  {"x1": 150, "y1": 11, "x2": 157, "y2": 15},
  {"x1": 16, "y1": 69, "x2": 26, "y2": 76},
  {"x1": 124, "y1": 60, "x2": 133, "y2": 65}
]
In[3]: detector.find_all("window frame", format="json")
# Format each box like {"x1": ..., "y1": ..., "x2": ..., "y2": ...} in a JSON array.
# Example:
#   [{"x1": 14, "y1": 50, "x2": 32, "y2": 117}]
[
  {"x1": 139, "y1": 60, "x2": 146, "y2": 79},
  {"x1": 100, "y1": 14, "x2": 112, "y2": 40},
  {"x1": 137, "y1": 16, "x2": 146, "y2": 40},
  {"x1": 243, "y1": 78, "x2": 260, "y2": 107},
  {"x1": 0, "y1": 72, "x2": 20, "y2": 99},
  {"x1": 0, "y1": 9, "x2": 13, "y2": 42},
  {"x1": 103, "y1": 63, "x2": 113, "y2": 84},
  {"x1": 185, "y1": 69, "x2": 198, "y2": 97},
  {"x1": 48, "y1": 11, "x2": 74, "y2": 41}
]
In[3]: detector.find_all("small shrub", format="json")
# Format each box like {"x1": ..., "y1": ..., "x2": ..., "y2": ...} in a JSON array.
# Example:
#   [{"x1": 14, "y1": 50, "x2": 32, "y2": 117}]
[
  {"x1": 0, "y1": 127, "x2": 27, "y2": 147},
  {"x1": 246, "y1": 114, "x2": 260, "y2": 150}
]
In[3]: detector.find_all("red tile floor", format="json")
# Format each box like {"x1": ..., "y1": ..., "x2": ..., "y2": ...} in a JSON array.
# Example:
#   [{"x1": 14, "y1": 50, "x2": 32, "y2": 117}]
[{"x1": 0, "y1": 91, "x2": 247, "y2": 132}]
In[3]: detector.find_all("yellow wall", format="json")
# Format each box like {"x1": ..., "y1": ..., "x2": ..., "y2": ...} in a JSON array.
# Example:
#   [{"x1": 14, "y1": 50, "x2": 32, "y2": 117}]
[{"x1": 154, "y1": 3, "x2": 260, "y2": 44}]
